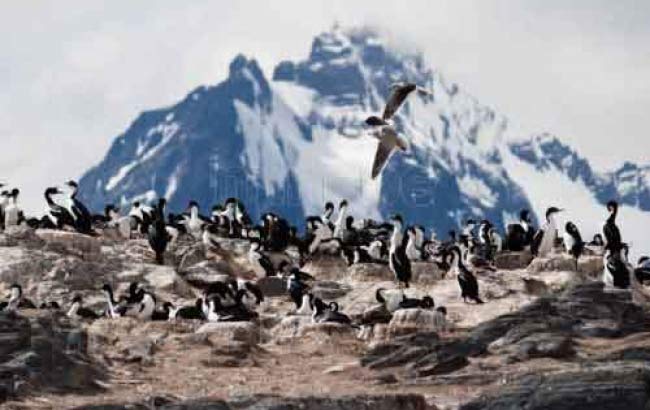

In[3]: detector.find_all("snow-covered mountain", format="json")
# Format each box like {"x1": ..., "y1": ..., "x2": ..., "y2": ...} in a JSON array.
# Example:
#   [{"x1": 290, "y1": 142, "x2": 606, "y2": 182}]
[{"x1": 78, "y1": 26, "x2": 650, "y2": 245}]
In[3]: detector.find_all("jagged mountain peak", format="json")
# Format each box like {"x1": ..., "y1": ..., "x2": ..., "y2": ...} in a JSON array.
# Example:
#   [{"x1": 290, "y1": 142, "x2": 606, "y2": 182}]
[{"x1": 77, "y1": 25, "x2": 650, "y2": 243}]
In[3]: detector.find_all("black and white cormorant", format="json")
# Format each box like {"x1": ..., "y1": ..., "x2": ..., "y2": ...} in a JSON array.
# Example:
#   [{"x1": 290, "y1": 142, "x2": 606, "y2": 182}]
[
  {"x1": 398, "y1": 294, "x2": 435, "y2": 310},
  {"x1": 168, "y1": 299, "x2": 205, "y2": 320},
  {"x1": 286, "y1": 268, "x2": 314, "y2": 310},
  {"x1": 388, "y1": 214, "x2": 412, "y2": 288},
  {"x1": 321, "y1": 201, "x2": 335, "y2": 233},
  {"x1": 248, "y1": 240, "x2": 276, "y2": 278},
  {"x1": 333, "y1": 200, "x2": 349, "y2": 239},
  {"x1": 3, "y1": 188, "x2": 23, "y2": 228},
  {"x1": 148, "y1": 198, "x2": 169, "y2": 265},
  {"x1": 603, "y1": 200, "x2": 623, "y2": 253},
  {"x1": 64, "y1": 180, "x2": 93, "y2": 234},
  {"x1": 505, "y1": 209, "x2": 535, "y2": 251},
  {"x1": 563, "y1": 221, "x2": 585, "y2": 270},
  {"x1": 448, "y1": 246, "x2": 484, "y2": 304},
  {"x1": 311, "y1": 297, "x2": 356, "y2": 327},
  {"x1": 603, "y1": 245, "x2": 631, "y2": 289},
  {"x1": 42, "y1": 187, "x2": 76, "y2": 230},
  {"x1": 1, "y1": 284, "x2": 35, "y2": 311},
  {"x1": 531, "y1": 207, "x2": 563, "y2": 257},
  {"x1": 183, "y1": 200, "x2": 209, "y2": 239},
  {"x1": 66, "y1": 294, "x2": 100, "y2": 320}
]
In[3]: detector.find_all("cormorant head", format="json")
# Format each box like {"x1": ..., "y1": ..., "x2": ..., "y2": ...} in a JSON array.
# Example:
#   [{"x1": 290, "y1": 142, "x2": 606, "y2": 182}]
[
  {"x1": 71, "y1": 294, "x2": 83, "y2": 304},
  {"x1": 607, "y1": 200, "x2": 619, "y2": 214},
  {"x1": 520, "y1": 209, "x2": 531, "y2": 222},
  {"x1": 545, "y1": 207, "x2": 563, "y2": 221},
  {"x1": 565, "y1": 221, "x2": 577, "y2": 233},
  {"x1": 100, "y1": 284, "x2": 113, "y2": 296},
  {"x1": 339, "y1": 200, "x2": 348, "y2": 210},
  {"x1": 390, "y1": 214, "x2": 403, "y2": 226},
  {"x1": 45, "y1": 187, "x2": 62, "y2": 196},
  {"x1": 9, "y1": 284, "x2": 22, "y2": 299},
  {"x1": 422, "y1": 296, "x2": 435, "y2": 309},
  {"x1": 324, "y1": 202, "x2": 334, "y2": 212},
  {"x1": 249, "y1": 240, "x2": 261, "y2": 251}
]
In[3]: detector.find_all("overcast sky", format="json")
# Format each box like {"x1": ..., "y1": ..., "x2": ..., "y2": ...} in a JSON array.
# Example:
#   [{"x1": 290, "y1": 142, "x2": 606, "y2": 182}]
[{"x1": 2, "y1": 0, "x2": 649, "y2": 212}]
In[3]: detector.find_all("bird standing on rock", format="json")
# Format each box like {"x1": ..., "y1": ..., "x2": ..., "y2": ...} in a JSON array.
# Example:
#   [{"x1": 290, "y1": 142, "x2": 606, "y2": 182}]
[
  {"x1": 531, "y1": 207, "x2": 563, "y2": 257},
  {"x1": 448, "y1": 246, "x2": 483, "y2": 304},
  {"x1": 388, "y1": 214, "x2": 412, "y2": 288},
  {"x1": 148, "y1": 198, "x2": 170, "y2": 265}
]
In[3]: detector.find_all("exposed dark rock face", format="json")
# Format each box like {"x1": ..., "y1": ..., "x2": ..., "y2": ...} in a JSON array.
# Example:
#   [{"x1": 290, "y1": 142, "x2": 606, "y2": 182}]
[
  {"x1": 461, "y1": 363, "x2": 650, "y2": 410},
  {"x1": 362, "y1": 282, "x2": 649, "y2": 383},
  {"x1": 0, "y1": 312, "x2": 106, "y2": 403},
  {"x1": 73, "y1": 394, "x2": 430, "y2": 410}
]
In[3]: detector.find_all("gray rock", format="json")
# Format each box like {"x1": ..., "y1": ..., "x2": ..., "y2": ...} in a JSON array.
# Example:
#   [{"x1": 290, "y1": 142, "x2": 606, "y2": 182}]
[
  {"x1": 35, "y1": 229, "x2": 101, "y2": 259},
  {"x1": 179, "y1": 261, "x2": 233, "y2": 289},
  {"x1": 311, "y1": 280, "x2": 352, "y2": 299},
  {"x1": 256, "y1": 276, "x2": 286, "y2": 297},
  {"x1": 74, "y1": 394, "x2": 429, "y2": 410},
  {"x1": 495, "y1": 251, "x2": 533, "y2": 270},
  {"x1": 348, "y1": 263, "x2": 393, "y2": 282},
  {"x1": 461, "y1": 362, "x2": 650, "y2": 410},
  {"x1": 196, "y1": 322, "x2": 261, "y2": 346}
]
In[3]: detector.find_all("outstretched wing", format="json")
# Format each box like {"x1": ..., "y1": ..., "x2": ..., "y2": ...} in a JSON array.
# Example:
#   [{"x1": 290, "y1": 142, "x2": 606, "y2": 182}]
[
  {"x1": 371, "y1": 138, "x2": 397, "y2": 179},
  {"x1": 382, "y1": 83, "x2": 416, "y2": 120}
]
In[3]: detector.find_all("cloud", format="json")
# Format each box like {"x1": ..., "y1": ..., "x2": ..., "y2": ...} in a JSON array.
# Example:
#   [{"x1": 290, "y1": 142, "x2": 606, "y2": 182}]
[{"x1": 1, "y1": 0, "x2": 649, "y2": 213}]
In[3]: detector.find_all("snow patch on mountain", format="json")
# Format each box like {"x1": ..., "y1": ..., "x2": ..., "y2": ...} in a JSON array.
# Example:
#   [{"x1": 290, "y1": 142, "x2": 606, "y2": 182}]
[{"x1": 77, "y1": 26, "x2": 650, "y2": 248}]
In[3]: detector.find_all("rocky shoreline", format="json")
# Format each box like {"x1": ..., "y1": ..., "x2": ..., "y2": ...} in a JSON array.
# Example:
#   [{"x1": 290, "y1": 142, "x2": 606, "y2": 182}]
[{"x1": 1, "y1": 225, "x2": 649, "y2": 409}]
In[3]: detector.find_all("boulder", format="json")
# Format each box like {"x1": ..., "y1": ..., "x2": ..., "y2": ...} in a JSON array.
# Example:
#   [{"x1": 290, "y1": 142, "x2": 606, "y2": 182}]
[
  {"x1": 348, "y1": 263, "x2": 393, "y2": 282},
  {"x1": 311, "y1": 280, "x2": 352, "y2": 299},
  {"x1": 35, "y1": 230, "x2": 101, "y2": 258},
  {"x1": 177, "y1": 261, "x2": 233, "y2": 289},
  {"x1": 302, "y1": 255, "x2": 348, "y2": 280},
  {"x1": 0, "y1": 312, "x2": 31, "y2": 357},
  {"x1": 379, "y1": 309, "x2": 445, "y2": 339},
  {"x1": 0, "y1": 247, "x2": 56, "y2": 286},
  {"x1": 298, "y1": 322, "x2": 357, "y2": 339},
  {"x1": 141, "y1": 264, "x2": 194, "y2": 297},
  {"x1": 175, "y1": 243, "x2": 207, "y2": 271},
  {"x1": 0, "y1": 312, "x2": 106, "y2": 404},
  {"x1": 461, "y1": 362, "x2": 650, "y2": 410},
  {"x1": 528, "y1": 254, "x2": 577, "y2": 273},
  {"x1": 528, "y1": 254, "x2": 603, "y2": 277},
  {"x1": 495, "y1": 251, "x2": 533, "y2": 270},
  {"x1": 207, "y1": 237, "x2": 251, "y2": 255},
  {"x1": 411, "y1": 262, "x2": 444, "y2": 283},
  {"x1": 362, "y1": 331, "x2": 441, "y2": 370},
  {"x1": 3, "y1": 226, "x2": 42, "y2": 246},
  {"x1": 271, "y1": 316, "x2": 357, "y2": 343},
  {"x1": 271, "y1": 316, "x2": 313, "y2": 340},
  {"x1": 256, "y1": 276, "x2": 287, "y2": 297},
  {"x1": 196, "y1": 322, "x2": 260, "y2": 346}
]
